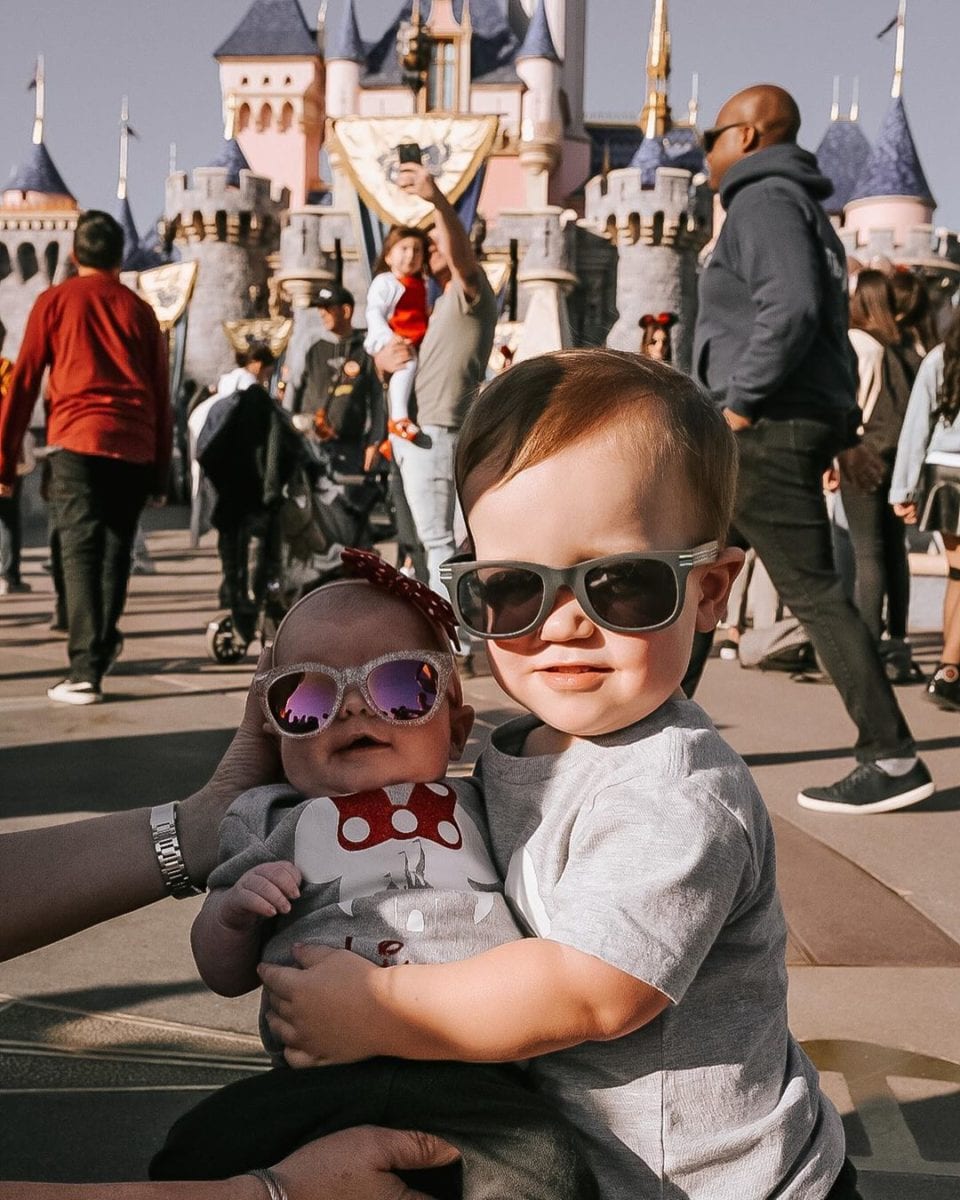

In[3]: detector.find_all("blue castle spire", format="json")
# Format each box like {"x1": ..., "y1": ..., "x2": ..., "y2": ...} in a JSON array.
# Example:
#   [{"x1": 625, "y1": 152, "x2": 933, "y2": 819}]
[
  {"x1": 4, "y1": 141, "x2": 74, "y2": 199},
  {"x1": 206, "y1": 138, "x2": 252, "y2": 187},
  {"x1": 848, "y1": 95, "x2": 934, "y2": 208},
  {"x1": 516, "y1": 0, "x2": 560, "y2": 63},
  {"x1": 327, "y1": 0, "x2": 365, "y2": 63},
  {"x1": 816, "y1": 119, "x2": 872, "y2": 214},
  {"x1": 215, "y1": 0, "x2": 318, "y2": 57}
]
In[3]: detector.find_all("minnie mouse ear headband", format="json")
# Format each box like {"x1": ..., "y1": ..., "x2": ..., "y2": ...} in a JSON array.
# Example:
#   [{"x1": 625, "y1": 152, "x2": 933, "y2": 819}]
[
  {"x1": 639, "y1": 312, "x2": 678, "y2": 329},
  {"x1": 340, "y1": 547, "x2": 461, "y2": 651}
]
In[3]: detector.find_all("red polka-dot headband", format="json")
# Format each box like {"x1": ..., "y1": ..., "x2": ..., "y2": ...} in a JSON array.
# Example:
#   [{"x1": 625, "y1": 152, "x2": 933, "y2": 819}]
[{"x1": 341, "y1": 547, "x2": 461, "y2": 650}]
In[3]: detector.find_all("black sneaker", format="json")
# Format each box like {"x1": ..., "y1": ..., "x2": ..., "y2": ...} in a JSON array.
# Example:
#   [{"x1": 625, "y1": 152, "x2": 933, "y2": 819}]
[
  {"x1": 926, "y1": 664, "x2": 960, "y2": 713},
  {"x1": 797, "y1": 760, "x2": 934, "y2": 814}
]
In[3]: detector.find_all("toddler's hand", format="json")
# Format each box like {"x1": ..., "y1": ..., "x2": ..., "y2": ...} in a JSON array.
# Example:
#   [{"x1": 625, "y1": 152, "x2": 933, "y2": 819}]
[
  {"x1": 388, "y1": 417, "x2": 420, "y2": 441},
  {"x1": 220, "y1": 861, "x2": 302, "y2": 931}
]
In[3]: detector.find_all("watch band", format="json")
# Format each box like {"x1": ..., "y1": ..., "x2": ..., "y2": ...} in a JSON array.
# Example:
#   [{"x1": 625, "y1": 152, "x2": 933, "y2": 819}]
[{"x1": 149, "y1": 802, "x2": 203, "y2": 898}]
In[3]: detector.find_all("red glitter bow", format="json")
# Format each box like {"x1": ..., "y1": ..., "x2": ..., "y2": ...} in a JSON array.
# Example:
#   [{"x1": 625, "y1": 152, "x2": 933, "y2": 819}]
[
  {"x1": 331, "y1": 782, "x2": 463, "y2": 852},
  {"x1": 639, "y1": 311, "x2": 677, "y2": 329},
  {"x1": 341, "y1": 547, "x2": 461, "y2": 650}
]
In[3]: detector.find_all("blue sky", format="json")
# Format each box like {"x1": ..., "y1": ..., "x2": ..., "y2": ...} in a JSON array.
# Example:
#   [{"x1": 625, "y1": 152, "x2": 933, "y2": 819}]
[{"x1": 1, "y1": 1, "x2": 957, "y2": 233}]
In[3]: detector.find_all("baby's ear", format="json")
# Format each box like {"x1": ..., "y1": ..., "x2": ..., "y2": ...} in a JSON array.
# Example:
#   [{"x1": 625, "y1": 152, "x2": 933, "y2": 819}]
[
  {"x1": 694, "y1": 547, "x2": 745, "y2": 633},
  {"x1": 447, "y1": 701, "x2": 475, "y2": 762}
]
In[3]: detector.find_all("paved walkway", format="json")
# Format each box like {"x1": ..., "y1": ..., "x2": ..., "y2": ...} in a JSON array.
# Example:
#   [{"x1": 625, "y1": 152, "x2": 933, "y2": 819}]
[{"x1": 1, "y1": 512, "x2": 957, "y2": 1194}]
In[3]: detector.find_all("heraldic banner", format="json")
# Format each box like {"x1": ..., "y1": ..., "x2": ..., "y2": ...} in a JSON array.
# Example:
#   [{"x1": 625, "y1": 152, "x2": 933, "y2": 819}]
[{"x1": 329, "y1": 115, "x2": 499, "y2": 230}]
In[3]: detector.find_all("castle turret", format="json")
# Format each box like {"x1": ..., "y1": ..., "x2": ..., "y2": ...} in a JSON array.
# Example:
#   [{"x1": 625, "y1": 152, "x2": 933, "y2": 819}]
[
  {"x1": 515, "y1": 0, "x2": 563, "y2": 207},
  {"x1": 0, "y1": 57, "x2": 78, "y2": 358},
  {"x1": 815, "y1": 79, "x2": 871, "y2": 222},
  {"x1": 325, "y1": 0, "x2": 364, "y2": 119},
  {"x1": 843, "y1": 0, "x2": 934, "y2": 247},
  {"x1": 164, "y1": 144, "x2": 289, "y2": 385},
  {"x1": 215, "y1": 0, "x2": 324, "y2": 208}
]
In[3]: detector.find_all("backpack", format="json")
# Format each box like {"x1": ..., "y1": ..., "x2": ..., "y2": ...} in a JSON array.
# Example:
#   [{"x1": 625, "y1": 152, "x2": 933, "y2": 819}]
[{"x1": 738, "y1": 617, "x2": 817, "y2": 673}]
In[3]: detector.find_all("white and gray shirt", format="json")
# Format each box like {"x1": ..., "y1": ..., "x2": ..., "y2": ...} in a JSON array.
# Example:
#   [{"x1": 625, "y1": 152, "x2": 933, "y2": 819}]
[{"x1": 475, "y1": 698, "x2": 846, "y2": 1199}]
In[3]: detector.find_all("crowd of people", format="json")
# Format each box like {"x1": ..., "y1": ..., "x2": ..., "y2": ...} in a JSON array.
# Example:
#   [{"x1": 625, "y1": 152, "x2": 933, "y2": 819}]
[{"x1": 0, "y1": 80, "x2": 958, "y2": 1200}]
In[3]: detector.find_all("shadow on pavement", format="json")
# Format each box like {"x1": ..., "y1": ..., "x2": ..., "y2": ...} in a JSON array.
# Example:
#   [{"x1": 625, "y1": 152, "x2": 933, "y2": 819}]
[{"x1": 0, "y1": 729, "x2": 235, "y2": 817}]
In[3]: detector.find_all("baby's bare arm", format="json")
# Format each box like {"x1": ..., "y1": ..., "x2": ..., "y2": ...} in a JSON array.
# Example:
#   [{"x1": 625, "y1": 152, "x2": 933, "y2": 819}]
[{"x1": 192, "y1": 861, "x2": 301, "y2": 996}]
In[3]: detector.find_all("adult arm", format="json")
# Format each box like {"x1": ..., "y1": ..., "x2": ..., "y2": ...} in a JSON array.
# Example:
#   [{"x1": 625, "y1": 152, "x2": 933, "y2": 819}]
[
  {"x1": 889, "y1": 347, "x2": 943, "y2": 506},
  {"x1": 0, "y1": 1125, "x2": 459, "y2": 1200},
  {"x1": 397, "y1": 163, "x2": 481, "y2": 302},
  {"x1": 0, "y1": 294, "x2": 51, "y2": 491},
  {"x1": 0, "y1": 657, "x2": 281, "y2": 962},
  {"x1": 722, "y1": 186, "x2": 826, "y2": 422}
]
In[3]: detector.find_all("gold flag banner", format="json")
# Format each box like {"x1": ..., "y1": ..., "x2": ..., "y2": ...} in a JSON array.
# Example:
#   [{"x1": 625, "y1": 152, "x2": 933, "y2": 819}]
[
  {"x1": 138, "y1": 261, "x2": 199, "y2": 331},
  {"x1": 223, "y1": 317, "x2": 294, "y2": 359},
  {"x1": 330, "y1": 115, "x2": 499, "y2": 230}
]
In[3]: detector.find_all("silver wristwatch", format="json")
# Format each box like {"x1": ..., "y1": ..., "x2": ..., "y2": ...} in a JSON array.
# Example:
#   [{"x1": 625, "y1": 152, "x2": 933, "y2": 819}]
[{"x1": 149, "y1": 802, "x2": 203, "y2": 898}]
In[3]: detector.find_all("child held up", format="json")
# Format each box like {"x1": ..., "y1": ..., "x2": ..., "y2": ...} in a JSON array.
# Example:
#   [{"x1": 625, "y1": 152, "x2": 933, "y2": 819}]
[
  {"x1": 151, "y1": 548, "x2": 598, "y2": 1200},
  {"x1": 255, "y1": 350, "x2": 861, "y2": 1199}
]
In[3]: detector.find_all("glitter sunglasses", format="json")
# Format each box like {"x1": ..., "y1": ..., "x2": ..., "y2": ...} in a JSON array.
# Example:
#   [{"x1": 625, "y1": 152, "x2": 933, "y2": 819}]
[
  {"x1": 255, "y1": 650, "x2": 453, "y2": 739},
  {"x1": 440, "y1": 543, "x2": 719, "y2": 639}
]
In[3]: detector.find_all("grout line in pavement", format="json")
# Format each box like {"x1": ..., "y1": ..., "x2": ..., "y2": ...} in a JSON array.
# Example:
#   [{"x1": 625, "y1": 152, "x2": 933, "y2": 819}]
[{"x1": 0, "y1": 1044, "x2": 266, "y2": 1070}]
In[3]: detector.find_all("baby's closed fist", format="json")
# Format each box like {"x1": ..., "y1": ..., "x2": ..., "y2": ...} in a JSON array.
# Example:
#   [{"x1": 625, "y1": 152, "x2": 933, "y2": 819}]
[{"x1": 222, "y1": 861, "x2": 302, "y2": 930}]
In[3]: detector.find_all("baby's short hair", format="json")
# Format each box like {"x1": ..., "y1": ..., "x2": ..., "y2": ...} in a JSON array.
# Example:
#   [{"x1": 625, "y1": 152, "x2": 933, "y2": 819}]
[{"x1": 456, "y1": 349, "x2": 738, "y2": 545}]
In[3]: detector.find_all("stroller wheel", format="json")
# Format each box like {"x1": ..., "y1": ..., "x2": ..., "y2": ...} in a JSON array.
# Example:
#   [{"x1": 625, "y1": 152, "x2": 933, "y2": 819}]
[{"x1": 205, "y1": 615, "x2": 249, "y2": 664}]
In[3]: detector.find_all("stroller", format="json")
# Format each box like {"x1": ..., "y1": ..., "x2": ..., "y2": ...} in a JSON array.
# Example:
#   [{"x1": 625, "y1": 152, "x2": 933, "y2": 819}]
[{"x1": 197, "y1": 385, "x2": 390, "y2": 664}]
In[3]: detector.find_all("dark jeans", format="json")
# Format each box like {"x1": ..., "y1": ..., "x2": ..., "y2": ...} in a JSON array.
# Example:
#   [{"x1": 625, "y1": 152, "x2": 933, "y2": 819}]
[
  {"x1": 689, "y1": 419, "x2": 914, "y2": 762},
  {"x1": 48, "y1": 449, "x2": 151, "y2": 684},
  {"x1": 151, "y1": 1059, "x2": 598, "y2": 1200},
  {"x1": 215, "y1": 509, "x2": 283, "y2": 645},
  {"x1": 0, "y1": 478, "x2": 22, "y2": 584},
  {"x1": 841, "y1": 470, "x2": 910, "y2": 642}
]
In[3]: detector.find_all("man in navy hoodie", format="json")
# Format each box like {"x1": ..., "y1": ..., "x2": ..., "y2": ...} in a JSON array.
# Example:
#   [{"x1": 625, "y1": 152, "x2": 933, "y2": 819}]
[{"x1": 691, "y1": 84, "x2": 933, "y2": 815}]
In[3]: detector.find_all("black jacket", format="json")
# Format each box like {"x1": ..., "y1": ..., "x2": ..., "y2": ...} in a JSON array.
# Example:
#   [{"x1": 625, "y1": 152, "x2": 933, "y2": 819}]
[{"x1": 693, "y1": 144, "x2": 858, "y2": 438}]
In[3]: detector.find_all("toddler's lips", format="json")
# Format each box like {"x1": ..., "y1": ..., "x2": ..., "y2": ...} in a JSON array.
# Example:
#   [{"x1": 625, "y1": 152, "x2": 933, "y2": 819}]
[{"x1": 536, "y1": 664, "x2": 610, "y2": 690}]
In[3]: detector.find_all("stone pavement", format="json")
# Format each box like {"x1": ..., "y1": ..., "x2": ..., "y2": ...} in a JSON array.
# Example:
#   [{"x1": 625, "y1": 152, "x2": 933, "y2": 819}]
[{"x1": 0, "y1": 510, "x2": 958, "y2": 1194}]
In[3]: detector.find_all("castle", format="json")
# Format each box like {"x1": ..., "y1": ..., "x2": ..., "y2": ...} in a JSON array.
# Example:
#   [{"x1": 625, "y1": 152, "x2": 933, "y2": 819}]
[{"x1": 1, "y1": 0, "x2": 958, "y2": 391}]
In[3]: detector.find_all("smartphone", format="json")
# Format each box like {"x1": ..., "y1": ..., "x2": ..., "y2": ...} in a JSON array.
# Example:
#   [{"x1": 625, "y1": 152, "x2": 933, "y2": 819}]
[{"x1": 396, "y1": 142, "x2": 423, "y2": 165}]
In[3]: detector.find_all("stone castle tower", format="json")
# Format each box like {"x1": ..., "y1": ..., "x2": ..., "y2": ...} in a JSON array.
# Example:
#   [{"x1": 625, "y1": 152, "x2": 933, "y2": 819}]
[
  {"x1": 163, "y1": 143, "x2": 289, "y2": 386},
  {"x1": 0, "y1": 59, "x2": 78, "y2": 360},
  {"x1": 581, "y1": 0, "x2": 710, "y2": 369}
]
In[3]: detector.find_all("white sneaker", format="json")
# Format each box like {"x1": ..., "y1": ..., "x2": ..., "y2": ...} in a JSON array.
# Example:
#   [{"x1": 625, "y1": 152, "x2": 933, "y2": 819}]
[{"x1": 47, "y1": 679, "x2": 103, "y2": 706}]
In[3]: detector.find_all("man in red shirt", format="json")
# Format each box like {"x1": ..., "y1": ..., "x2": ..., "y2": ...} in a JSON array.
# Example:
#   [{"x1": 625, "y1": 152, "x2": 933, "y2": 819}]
[{"x1": 0, "y1": 210, "x2": 171, "y2": 704}]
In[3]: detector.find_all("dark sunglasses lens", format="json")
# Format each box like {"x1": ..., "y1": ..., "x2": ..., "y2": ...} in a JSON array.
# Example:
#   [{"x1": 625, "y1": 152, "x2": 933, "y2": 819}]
[
  {"x1": 368, "y1": 658, "x2": 441, "y2": 721},
  {"x1": 703, "y1": 129, "x2": 717, "y2": 152},
  {"x1": 585, "y1": 559, "x2": 678, "y2": 629},
  {"x1": 267, "y1": 671, "x2": 337, "y2": 734},
  {"x1": 458, "y1": 567, "x2": 544, "y2": 636}
]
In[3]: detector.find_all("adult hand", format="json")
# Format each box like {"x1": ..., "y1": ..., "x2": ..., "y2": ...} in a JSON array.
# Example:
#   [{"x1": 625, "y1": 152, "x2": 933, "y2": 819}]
[
  {"x1": 721, "y1": 408, "x2": 753, "y2": 432},
  {"x1": 147, "y1": 494, "x2": 168, "y2": 508},
  {"x1": 272, "y1": 1125, "x2": 460, "y2": 1200},
  {"x1": 374, "y1": 338, "x2": 415, "y2": 378},
  {"x1": 177, "y1": 647, "x2": 282, "y2": 884},
  {"x1": 893, "y1": 500, "x2": 918, "y2": 524},
  {"x1": 837, "y1": 443, "x2": 885, "y2": 494},
  {"x1": 260, "y1": 943, "x2": 384, "y2": 1066},
  {"x1": 822, "y1": 465, "x2": 840, "y2": 493},
  {"x1": 396, "y1": 162, "x2": 440, "y2": 205}
]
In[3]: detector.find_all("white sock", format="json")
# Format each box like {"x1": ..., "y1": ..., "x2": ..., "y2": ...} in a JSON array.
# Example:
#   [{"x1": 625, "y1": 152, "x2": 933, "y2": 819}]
[{"x1": 875, "y1": 756, "x2": 918, "y2": 777}]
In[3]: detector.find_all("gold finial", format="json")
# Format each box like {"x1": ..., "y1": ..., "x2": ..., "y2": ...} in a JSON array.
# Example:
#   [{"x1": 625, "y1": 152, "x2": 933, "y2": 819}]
[
  {"x1": 892, "y1": 0, "x2": 906, "y2": 98},
  {"x1": 117, "y1": 96, "x2": 130, "y2": 201},
  {"x1": 31, "y1": 55, "x2": 45, "y2": 145},
  {"x1": 830, "y1": 75, "x2": 840, "y2": 122},
  {"x1": 687, "y1": 72, "x2": 699, "y2": 128},
  {"x1": 849, "y1": 77, "x2": 860, "y2": 122},
  {"x1": 640, "y1": 0, "x2": 671, "y2": 139}
]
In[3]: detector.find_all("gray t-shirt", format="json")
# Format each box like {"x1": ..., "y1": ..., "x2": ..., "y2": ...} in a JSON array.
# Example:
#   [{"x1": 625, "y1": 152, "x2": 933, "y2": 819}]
[
  {"x1": 412, "y1": 274, "x2": 497, "y2": 429},
  {"x1": 475, "y1": 698, "x2": 845, "y2": 1198},
  {"x1": 210, "y1": 777, "x2": 522, "y2": 1057}
]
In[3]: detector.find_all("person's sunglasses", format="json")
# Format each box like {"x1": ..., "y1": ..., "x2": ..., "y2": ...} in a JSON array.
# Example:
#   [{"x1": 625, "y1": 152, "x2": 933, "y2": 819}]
[
  {"x1": 702, "y1": 121, "x2": 753, "y2": 153},
  {"x1": 255, "y1": 650, "x2": 453, "y2": 739},
  {"x1": 440, "y1": 544, "x2": 719, "y2": 640}
]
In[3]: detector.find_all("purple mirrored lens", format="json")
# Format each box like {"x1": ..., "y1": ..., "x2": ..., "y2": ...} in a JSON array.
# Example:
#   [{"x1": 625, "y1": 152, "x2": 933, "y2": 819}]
[
  {"x1": 268, "y1": 671, "x2": 338, "y2": 734},
  {"x1": 368, "y1": 658, "x2": 440, "y2": 721}
]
